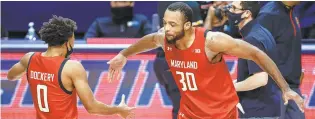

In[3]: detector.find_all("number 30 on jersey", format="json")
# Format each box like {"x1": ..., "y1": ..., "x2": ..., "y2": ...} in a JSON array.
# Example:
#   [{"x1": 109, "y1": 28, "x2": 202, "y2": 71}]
[{"x1": 176, "y1": 71, "x2": 198, "y2": 91}]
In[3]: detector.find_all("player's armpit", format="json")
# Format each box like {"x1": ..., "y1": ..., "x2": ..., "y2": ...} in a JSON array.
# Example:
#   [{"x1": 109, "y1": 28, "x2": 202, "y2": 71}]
[
  {"x1": 120, "y1": 32, "x2": 165, "y2": 58},
  {"x1": 7, "y1": 52, "x2": 34, "y2": 80},
  {"x1": 68, "y1": 60, "x2": 123, "y2": 115}
]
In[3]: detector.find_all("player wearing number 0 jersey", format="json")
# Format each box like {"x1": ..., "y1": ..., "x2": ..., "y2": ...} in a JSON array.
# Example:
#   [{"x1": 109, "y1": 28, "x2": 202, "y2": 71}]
[
  {"x1": 26, "y1": 52, "x2": 77, "y2": 118},
  {"x1": 7, "y1": 15, "x2": 135, "y2": 119},
  {"x1": 107, "y1": 2, "x2": 305, "y2": 119}
]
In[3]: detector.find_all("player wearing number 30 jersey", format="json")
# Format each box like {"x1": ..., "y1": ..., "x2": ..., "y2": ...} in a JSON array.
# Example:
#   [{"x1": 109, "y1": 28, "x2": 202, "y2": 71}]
[
  {"x1": 164, "y1": 27, "x2": 238, "y2": 118},
  {"x1": 107, "y1": 2, "x2": 304, "y2": 119},
  {"x1": 7, "y1": 15, "x2": 135, "y2": 119}
]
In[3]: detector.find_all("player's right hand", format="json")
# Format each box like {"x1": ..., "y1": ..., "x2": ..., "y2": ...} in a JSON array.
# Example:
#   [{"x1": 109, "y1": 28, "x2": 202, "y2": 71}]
[
  {"x1": 117, "y1": 94, "x2": 136, "y2": 119},
  {"x1": 107, "y1": 53, "x2": 127, "y2": 82},
  {"x1": 282, "y1": 88, "x2": 305, "y2": 112}
]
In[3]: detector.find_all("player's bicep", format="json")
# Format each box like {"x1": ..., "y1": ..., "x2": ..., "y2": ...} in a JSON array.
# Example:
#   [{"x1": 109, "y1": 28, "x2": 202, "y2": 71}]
[
  {"x1": 134, "y1": 32, "x2": 164, "y2": 50},
  {"x1": 70, "y1": 62, "x2": 96, "y2": 110},
  {"x1": 7, "y1": 62, "x2": 27, "y2": 80},
  {"x1": 224, "y1": 40, "x2": 260, "y2": 60},
  {"x1": 7, "y1": 52, "x2": 33, "y2": 80},
  {"x1": 206, "y1": 32, "x2": 259, "y2": 60},
  {"x1": 152, "y1": 31, "x2": 165, "y2": 48}
]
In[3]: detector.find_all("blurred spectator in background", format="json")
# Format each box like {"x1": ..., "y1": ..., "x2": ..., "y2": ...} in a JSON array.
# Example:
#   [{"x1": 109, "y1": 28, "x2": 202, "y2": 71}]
[
  {"x1": 1, "y1": 25, "x2": 9, "y2": 40},
  {"x1": 84, "y1": 1, "x2": 151, "y2": 39},
  {"x1": 155, "y1": 2, "x2": 203, "y2": 119},
  {"x1": 204, "y1": 1, "x2": 228, "y2": 30},
  {"x1": 228, "y1": 1, "x2": 282, "y2": 118},
  {"x1": 257, "y1": 1, "x2": 305, "y2": 119},
  {"x1": 295, "y1": 1, "x2": 315, "y2": 39},
  {"x1": 203, "y1": 1, "x2": 229, "y2": 31},
  {"x1": 201, "y1": 1, "x2": 242, "y2": 38},
  {"x1": 307, "y1": 25, "x2": 315, "y2": 39}
]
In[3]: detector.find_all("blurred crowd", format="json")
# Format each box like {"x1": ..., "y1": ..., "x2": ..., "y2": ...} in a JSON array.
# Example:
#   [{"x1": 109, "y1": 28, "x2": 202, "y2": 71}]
[
  {"x1": 1, "y1": 1, "x2": 313, "y2": 119},
  {"x1": 1, "y1": 1, "x2": 315, "y2": 40}
]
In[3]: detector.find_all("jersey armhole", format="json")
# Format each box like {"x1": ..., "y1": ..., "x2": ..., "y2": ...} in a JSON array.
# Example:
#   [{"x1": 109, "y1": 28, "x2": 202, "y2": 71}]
[
  {"x1": 26, "y1": 53, "x2": 36, "y2": 81},
  {"x1": 58, "y1": 58, "x2": 72, "y2": 95},
  {"x1": 204, "y1": 29, "x2": 211, "y2": 38}
]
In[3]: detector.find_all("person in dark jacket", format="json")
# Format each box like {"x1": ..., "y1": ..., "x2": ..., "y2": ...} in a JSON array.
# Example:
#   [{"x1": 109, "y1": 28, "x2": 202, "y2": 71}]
[
  {"x1": 228, "y1": 1, "x2": 281, "y2": 118},
  {"x1": 84, "y1": 1, "x2": 152, "y2": 39},
  {"x1": 257, "y1": 1, "x2": 305, "y2": 119}
]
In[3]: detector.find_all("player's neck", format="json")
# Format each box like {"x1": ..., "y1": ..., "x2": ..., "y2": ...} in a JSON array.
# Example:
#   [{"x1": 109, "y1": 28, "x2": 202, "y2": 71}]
[
  {"x1": 175, "y1": 27, "x2": 195, "y2": 50},
  {"x1": 43, "y1": 47, "x2": 65, "y2": 57}
]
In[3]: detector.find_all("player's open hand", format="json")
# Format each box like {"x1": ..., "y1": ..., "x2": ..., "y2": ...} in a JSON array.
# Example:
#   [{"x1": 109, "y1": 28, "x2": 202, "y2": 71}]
[
  {"x1": 107, "y1": 53, "x2": 127, "y2": 82},
  {"x1": 282, "y1": 89, "x2": 305, "y2": 112},
  {"x1": 117, "y1": 94, "x2": 136, "y2": 119}
]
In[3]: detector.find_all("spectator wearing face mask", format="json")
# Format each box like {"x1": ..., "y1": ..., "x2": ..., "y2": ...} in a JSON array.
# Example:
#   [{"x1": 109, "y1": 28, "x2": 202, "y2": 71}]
[
  {"x1": 203, "y1": 1, "x2": 229, "y2": 31},
  {"x1": 84, "y1": 1, "x2": 152, "y2": 39}
]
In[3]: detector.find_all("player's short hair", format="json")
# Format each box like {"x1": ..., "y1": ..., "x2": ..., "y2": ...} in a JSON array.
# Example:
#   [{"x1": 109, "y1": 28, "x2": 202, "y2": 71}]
[
  {"x1": 240, "y1": 1, "x2": 261, "y2": 19},
  {"x1": 39, "y1": 15, "x2": 77, "y2": 46},
  {"x1": 167, "y1": 2, "x2": 193, "y2": 23}
]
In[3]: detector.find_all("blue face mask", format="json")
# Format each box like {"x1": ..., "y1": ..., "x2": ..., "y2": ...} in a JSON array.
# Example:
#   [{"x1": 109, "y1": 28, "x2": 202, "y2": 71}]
[
  {"x1": 65, "y1": 42, "x2": 73, "y2": 58},
  {"x1": 226, "y1": 10, "x2": 245, "y2": 37},
  {"x1": 227, "y1": 11, "x2": 245, "y2": 27}
]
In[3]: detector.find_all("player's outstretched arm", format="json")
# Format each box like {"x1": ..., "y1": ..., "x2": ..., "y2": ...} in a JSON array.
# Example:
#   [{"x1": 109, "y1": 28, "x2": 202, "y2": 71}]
[
  {"x1": 67, "y1": 60, "x2": 135, "y2": 118},
  {"x1": 7, "y1": 52, "x2": 33, "y2": 80},
  {"x1": 107, "y1": 32, "x2": 165, "y2": 82},
  {"x1": 119, "y1": 32, "x2": 164, "y2": 58},
  {"x1": 205, "y1": 31, "x2": 304, "y2": 112}
]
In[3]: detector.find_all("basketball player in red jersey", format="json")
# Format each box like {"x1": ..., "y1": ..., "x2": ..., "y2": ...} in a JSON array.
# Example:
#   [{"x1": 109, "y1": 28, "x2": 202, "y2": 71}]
[
  {"x1": 107, "y1": 2, "x2": 304, "y2": 119},
  {"x1": 7, "y1": 15, "x2": 135, "y2": 119}
]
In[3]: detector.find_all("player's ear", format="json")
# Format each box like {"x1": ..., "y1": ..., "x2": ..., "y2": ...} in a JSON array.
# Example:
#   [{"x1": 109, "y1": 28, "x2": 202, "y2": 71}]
[{"x1": 184, "y1": 21, "x2": 191, "y2": 30}]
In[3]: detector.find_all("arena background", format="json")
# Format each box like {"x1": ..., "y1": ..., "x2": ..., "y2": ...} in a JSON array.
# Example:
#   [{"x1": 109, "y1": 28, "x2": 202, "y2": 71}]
[{"x1": 1, "y1": 1, "x2": 315, "y2": 119}]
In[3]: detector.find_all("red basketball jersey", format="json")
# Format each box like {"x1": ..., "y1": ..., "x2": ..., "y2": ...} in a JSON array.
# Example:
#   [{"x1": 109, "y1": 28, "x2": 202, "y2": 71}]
[
  {"x1": 27, "y1": 52, "x2": 78, "y2": 119},
  {"x1": 164, "y1": 27, "x2": 239, "y2": 119}
]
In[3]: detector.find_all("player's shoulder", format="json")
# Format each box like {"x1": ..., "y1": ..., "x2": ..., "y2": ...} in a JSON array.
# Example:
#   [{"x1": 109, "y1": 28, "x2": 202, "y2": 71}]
[
  {"x1": 204, "y1": 30, "x2": 228, "y2": 43},
  {"x1": 21, "y1": 52, "x2": 36, "y2": 65},
  {"x1": 24, "y1": 52, "x2": 35, "y2": 59},
  {"x1": 156, "y1": 28, "x2": 166, "y2": 38},
  {"x1": 25, "y1": 52, "x2": 35, "y2": 56},
  {"x1": 64, "y1": 60, "x2": 83, "y2": 69},
  {"x1": 63, "y1": 60, "x2": 85, "y2": 74},
  {"x1": 204, "y1": 30, "x2": 236, "y2": 53},
  {"x1": 155, "y1": 32, "x2": 165, "y2": 41},
  {"x1": 148, "y1": 28, "x2": 165, "y2": 44},
  {"x1": 144, "y1": 28, "x2": 165, "y2": 39}
]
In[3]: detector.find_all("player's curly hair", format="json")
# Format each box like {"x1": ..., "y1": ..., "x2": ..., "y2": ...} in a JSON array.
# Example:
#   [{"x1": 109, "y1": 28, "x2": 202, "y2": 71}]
[{"x1": 39, "y1": 15, "x2": 77, "y2": 46}]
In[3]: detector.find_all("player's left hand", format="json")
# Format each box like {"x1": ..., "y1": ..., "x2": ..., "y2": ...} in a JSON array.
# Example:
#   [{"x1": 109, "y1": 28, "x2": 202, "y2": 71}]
[
  {"x1": 117, "y1": 94, "x2": 136, "y2": 119},
  {"x1": 282, "y1": 89, "x2": 305, "y2": 112},
  {"x1": 107, "y1": 53, "x2": 127, "y2": 82}
]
